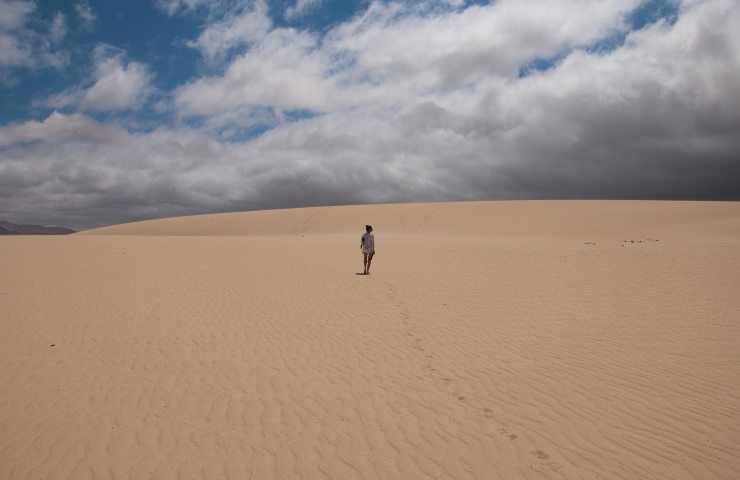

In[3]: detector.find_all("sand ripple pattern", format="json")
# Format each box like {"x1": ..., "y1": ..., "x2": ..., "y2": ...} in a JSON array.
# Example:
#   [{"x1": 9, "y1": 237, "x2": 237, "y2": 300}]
[{"x1": 2, "y1": 202, "x2": 740, "y2": 479}]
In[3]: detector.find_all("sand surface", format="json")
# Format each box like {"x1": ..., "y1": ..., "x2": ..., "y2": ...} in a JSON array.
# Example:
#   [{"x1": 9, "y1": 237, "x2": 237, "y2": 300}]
[{"x1": 2, "y1": 201, "x2": 739, "y2": 479}]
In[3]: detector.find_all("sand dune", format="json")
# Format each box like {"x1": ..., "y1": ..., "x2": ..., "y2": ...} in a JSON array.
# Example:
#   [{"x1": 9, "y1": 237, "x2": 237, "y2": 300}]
[
  {"x1": 2, "y1": 201, "x2": 739, "y2": 479},
  {"x1": 81, "y1": 200, "x2": 740, "y2": 240}
]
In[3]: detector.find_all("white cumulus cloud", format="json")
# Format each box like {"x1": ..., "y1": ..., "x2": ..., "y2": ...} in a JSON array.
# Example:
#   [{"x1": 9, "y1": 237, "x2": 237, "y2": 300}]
[
  {"x1": 175, "y1": 0, "x2": 645, "y2": 122},
  {"x1": 176, "y1": 27, "x2": 331, "y2": 116},
  {"x1": 0, "y1": 1, "x2": 70, "y2": 75},
  {"x1": 0, "y1": 111, "x2": 126, "y2": 147},
  {"x1": 187, "y1": 1, "x2": 272, "y2": 60},
  {"x1": 46, "y1": 45, "x2": 153, "y2": 112}
]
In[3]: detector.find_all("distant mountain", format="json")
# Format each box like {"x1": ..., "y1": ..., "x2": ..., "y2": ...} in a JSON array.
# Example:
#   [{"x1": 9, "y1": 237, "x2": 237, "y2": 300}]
[{"x1": 0, "y1": 220, "x2": 76, "y2": 235}]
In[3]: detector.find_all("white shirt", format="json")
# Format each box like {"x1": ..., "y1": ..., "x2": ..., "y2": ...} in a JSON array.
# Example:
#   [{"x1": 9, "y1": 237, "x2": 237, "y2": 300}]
[{"x1": 361, "y1": 232, "x2": 375, "y2": 252}]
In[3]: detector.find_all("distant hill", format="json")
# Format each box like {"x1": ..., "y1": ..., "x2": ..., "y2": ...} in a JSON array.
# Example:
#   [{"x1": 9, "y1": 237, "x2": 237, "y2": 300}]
[{"x1": 0, "y1": 220, "x2": 76, "y2": 235}]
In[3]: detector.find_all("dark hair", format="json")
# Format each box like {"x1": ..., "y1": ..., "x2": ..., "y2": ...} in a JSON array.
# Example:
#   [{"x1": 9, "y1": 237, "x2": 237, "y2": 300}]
[{"x1": 366, "y1": 225, "x2": 372, "y2": 232}]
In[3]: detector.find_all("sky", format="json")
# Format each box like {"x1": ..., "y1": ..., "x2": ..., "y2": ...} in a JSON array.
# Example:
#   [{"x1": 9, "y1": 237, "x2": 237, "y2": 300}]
[{"x1": 0, "y1": 0, "x2": 739, "y2": 230}]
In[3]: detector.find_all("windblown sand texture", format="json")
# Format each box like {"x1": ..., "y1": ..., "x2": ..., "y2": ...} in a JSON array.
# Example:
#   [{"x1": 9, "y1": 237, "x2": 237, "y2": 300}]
[{"x1": 2, "y1": 200, "x2": 739, "y2": 479}]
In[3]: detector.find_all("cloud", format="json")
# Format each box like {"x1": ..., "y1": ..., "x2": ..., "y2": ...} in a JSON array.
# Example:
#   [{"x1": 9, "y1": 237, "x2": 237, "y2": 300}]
[
  {"x1": 155, "y1": 0, "x2": 214, "y2": 16},
  {"x1": 0, "y1": 0, "x2": 33, "y2": 30},
  {"x1": 46, "y1": 45, "x2": 153, "y2": 111},
  {"x1": 176, "y1": 27, "x2": 331, "y2": 116},
  {"x1": 81, "y1": 47, "x2": 152, "y2": 110},
  {"x1": 326, "y1": 0, "x2": 649, "y2": 97},
  {"x1": 2, "y1": 0, "x2": 740, "y2": 230},
  {"x1": 284, "y1": 0, "x2": 324, "y2": 21},
  {"x1": 0, "y1": 1, "x2": 69, "y2": 75},
  {"x1": 187, "y1": 1, "x2": 272, "y2": 60},
  {"x1": 0, "y1": 0, "x2": 34, "y2": 68},
  {"x1": 74, "y1": 1, "x2": 96, "y2": 29},
  {"x1": 175, "y1": 0, "x2": 644, "y2": 121},
  {"x1": 50, "y1": 12, "x2": 67, "y2": 42},
  {"x1": 154, "y1": 0, "x2": 245, "y2": 18},
  {"x1": 0, "y1": 113, "x2": 229, "y2": 228},
  {"x1": 0, "y1": 111, "x2": 126, "y2": 147},
  {"x1": 0, "y1": 32, "x2": 29, "y2": 70}
]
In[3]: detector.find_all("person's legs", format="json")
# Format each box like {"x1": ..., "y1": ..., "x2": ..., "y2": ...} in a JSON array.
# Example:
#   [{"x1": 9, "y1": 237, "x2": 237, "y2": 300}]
[
  {"x1": 363, "y1": 252, "x2": 368, "y2": 274},
  {"x1": 366, "y1": 251, "x2": 374, "y2": 274}
]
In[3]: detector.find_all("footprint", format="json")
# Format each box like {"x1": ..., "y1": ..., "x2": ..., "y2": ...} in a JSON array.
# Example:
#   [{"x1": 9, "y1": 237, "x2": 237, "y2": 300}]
[
  {"x1": 532, "y1": 450, "x2": 549, "y2": 460},
  {"x1": 508, "y1": 434, "x2": 518, "y2": 440},
  {"x1": 449, "y1": 392, "x2": 466, "y2": 401}
]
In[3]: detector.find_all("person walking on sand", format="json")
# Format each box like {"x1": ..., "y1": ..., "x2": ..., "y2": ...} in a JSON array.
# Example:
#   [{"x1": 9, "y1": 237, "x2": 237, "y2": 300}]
[{"x1": 361, "y1": 225, "x2": 375, "y2": 275}]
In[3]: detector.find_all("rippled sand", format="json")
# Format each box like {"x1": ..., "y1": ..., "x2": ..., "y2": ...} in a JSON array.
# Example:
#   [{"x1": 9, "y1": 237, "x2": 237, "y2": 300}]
[{"x1": 1, "y1": 201, "x2": 739, "y2": 479}]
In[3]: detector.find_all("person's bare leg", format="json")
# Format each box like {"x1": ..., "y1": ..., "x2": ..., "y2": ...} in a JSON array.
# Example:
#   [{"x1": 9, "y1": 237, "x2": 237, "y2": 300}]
[
  {"x1": 363, "y1": 252, "x2": 368, "y2": 274},
  {"x1": 366, "y1": 252, "x2": 374, "y2": 274}
]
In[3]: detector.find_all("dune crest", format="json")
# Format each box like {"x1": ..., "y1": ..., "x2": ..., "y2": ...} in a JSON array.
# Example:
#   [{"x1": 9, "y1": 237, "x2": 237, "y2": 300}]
[{"x1": 80, "y1": 200, "x2": 740, "y2": 239}]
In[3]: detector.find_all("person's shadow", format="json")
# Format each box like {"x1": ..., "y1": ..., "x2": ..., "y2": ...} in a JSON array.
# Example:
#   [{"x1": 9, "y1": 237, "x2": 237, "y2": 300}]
[{"x1": 355, "y1": 272, "x2": 368, "y2": 275}]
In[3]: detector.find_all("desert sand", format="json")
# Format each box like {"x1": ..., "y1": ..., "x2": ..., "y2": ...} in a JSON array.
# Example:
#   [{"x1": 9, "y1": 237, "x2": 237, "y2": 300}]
[{"x1": 1, "y1": 200, "x2": 739, "y2": 479}]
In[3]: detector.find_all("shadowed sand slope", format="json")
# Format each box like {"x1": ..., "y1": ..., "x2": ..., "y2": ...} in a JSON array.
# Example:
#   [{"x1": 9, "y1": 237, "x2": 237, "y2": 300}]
[{"x1": 2, "y1": 201, "x2": 739, "y2": 479}]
